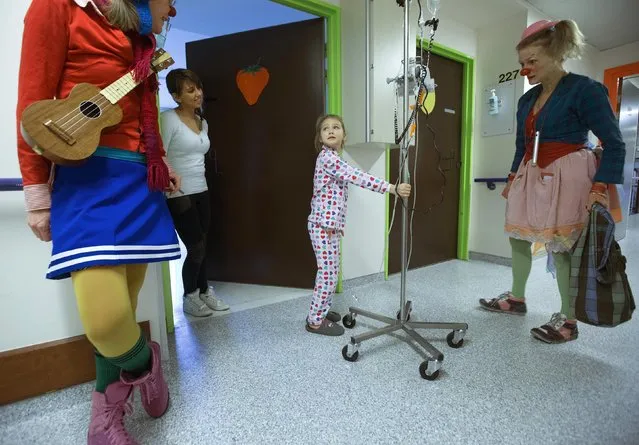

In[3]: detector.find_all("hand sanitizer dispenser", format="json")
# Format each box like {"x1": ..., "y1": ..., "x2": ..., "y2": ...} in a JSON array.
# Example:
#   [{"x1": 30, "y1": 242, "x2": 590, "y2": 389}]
[{"x1": 488, "y1": 89, "x2": 499, "y2": 115}]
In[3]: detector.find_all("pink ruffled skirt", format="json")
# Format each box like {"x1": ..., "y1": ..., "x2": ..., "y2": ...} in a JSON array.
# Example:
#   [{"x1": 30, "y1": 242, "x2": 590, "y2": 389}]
[{"x1": 505, "y1": 149, "x2": 596, "y2": 253}]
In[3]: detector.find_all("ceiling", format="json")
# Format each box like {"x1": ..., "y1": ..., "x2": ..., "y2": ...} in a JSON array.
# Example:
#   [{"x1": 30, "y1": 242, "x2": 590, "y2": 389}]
[
  {"x1": 436, "y1": 0, "x2": 639, "y2": 51},
  {"x1": 436, "y1": 0, "x2": 526, "y2": 29},
  {"x1": 169, "y1": 0, "x2": 315, "y2": 38},
  {"x1": 524, "y1": 0, "x2": 639, "y2": 50},
  {"x1": 168, "y1": 0, "x2": 638, "y2": 51}
]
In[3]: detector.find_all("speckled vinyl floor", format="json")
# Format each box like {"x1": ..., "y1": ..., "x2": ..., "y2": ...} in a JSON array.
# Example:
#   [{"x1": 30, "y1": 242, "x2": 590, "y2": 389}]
[{"x1": 1, "y1": 217, "x2": 638, "y2": 445}]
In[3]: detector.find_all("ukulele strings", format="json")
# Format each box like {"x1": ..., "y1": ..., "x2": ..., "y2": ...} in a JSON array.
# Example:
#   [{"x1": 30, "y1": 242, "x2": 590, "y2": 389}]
[
  {"x1": 53, "y1": 72, "x2": 144, "y2": 137},
  {"x1": 52, "y1": 93, "x2": 114, "y2": 136}
]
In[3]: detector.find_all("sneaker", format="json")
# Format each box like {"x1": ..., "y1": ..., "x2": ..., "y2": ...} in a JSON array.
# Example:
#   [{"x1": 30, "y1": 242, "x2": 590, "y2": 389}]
[
  {"x1": 531, "y1": 313, "x2": 579, "y2": 344},
  {"x1": 183, "y1": 291, "x2": 214, "y2": 317},
  {"x1": 479, "y1": 292, "x2": 527, "y2": 315},
  {"x1": 200, "y1": 287, "x2": 230, "y2": 311},
  {"x1": 87, "y1": 381, "x2": 138, "y2": 445},
  {"x1": 121, "y1": 341, "x2": 170, "y2": 418}
]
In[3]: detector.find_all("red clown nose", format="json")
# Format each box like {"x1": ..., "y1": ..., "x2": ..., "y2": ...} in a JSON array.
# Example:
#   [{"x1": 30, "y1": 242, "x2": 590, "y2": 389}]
[{"x1": 520, "y1": 68, "x2": 531, "y2": 76}]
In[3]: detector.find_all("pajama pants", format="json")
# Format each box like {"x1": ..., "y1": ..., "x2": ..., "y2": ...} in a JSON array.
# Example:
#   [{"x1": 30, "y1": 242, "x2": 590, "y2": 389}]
[{"x1": 308, "y1": 222, "x2": 341, "y2": 326}]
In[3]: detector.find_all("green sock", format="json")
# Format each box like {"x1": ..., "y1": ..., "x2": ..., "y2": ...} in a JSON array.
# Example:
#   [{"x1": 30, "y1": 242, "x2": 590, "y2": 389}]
[
  {"x1": 552, "y1": 251, "x2": 573, "y2": 318},
  {"x1": 107, "y1": 333, "x2": 151, "y2": 375},
  {"x1": 510, "y1": 238, "x2": 532, "y2": 299},
  {"x1": 94, "y1": 352, "x2": 121, "y2": 393}
]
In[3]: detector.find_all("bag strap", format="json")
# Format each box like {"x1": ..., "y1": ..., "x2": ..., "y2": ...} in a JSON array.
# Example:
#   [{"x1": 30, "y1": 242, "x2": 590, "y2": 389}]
[{"x1": 591, "y1": 203, "x2": 616, "y2": 271}]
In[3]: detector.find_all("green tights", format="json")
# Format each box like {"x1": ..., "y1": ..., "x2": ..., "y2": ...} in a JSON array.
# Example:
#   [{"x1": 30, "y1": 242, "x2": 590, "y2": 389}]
[{"x1": 509, "y1": 238, "x2": 573, "y2": 318}]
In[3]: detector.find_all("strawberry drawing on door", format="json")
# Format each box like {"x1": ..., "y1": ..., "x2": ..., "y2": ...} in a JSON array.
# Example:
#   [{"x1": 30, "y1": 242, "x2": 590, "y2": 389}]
[{"x1": 236, "y1": 63, "x2": 270, "y2": 106}]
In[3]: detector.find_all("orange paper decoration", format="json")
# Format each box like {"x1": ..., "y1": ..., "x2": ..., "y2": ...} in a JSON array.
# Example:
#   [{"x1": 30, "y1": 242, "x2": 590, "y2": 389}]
[{"x1": 236, "y1": 64, "x2": 270, "y2": 106}]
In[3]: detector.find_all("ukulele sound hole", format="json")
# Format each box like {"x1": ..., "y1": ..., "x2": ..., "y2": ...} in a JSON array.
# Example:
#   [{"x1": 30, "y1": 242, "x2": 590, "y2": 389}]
[{"x1": 79, "y1": 101, "x2": 102, "y2": 119}]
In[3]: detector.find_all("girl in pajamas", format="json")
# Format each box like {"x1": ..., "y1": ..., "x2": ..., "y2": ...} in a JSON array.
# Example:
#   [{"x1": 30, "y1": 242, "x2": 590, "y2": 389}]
[{"x1": 306, "y1": 114, "x2": 412, "y2": 336}]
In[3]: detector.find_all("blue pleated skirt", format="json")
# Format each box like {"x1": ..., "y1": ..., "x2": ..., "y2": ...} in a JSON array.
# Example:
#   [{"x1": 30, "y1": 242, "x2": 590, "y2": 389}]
[{"x1": 47, "y1": 147, "x2": 181, "y2": 280}]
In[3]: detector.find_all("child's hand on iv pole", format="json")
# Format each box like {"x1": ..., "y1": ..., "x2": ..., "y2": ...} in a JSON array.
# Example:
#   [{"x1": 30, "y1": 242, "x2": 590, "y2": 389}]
[{"x1": 390, "y1": 183, "x2": 412, "y2": 199}]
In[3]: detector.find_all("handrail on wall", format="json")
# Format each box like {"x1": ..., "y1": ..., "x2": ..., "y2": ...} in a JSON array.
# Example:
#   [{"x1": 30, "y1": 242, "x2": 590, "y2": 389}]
[
  {"x1": 0, "y1": 178, "x2": 23, "y2": 192},
  {"x1": 474, "y1": 177, "x2": 507, "y2": 191}
]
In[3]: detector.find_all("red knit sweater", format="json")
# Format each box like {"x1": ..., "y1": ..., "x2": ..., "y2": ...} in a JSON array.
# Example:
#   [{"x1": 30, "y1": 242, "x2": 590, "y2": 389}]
[{"x1": 16, "y1": 0, "x2": 165, "y2": 210}]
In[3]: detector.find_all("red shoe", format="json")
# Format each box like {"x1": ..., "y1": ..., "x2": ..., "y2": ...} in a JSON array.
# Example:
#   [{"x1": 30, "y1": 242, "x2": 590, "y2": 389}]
[
  {"x1": 120, "y1": 341, "x2": 169, "y2": 418},
  {"x1": 87, "y1": 381, "x2": 138, "y2": 445}
]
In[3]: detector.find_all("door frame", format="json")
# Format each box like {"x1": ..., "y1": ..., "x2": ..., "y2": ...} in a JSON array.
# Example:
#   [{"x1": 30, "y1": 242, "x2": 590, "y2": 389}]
[
  {"x1": 162, "y1": 0, "x2": 342, "y2": 333},
  {"x1": 384, "y1": 39, "x2": 474, "y2": 278},
  {"x1": 603, "y1": 61, "x2": 639, "y2": 115}
]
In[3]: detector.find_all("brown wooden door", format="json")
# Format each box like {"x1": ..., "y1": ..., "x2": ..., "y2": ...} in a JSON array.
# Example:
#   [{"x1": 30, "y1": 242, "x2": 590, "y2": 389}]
[
  {"x1": 388, "y1": 51, "x2": 464, "y2": 274},
  {"x1": 185, "y1": 18, "x2": 325, "y2": 288}
]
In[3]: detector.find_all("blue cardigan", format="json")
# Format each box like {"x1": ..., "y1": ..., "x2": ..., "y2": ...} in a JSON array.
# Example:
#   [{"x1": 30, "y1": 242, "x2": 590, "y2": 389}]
[{"x1": 510, "y1": 73, "x2": 626, "y2": 184}]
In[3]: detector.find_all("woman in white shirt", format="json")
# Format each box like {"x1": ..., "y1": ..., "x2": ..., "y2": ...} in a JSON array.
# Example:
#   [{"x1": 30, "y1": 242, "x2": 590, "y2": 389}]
[{"x1": 161, "y1": 69, "x2": 229, "y2": 317}]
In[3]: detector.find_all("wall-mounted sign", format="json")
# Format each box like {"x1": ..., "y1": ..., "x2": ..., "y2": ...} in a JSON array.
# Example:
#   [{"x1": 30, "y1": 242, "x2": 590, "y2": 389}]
[{"x1": 498, "y1": 69, "x2": 520, "y2": 84}]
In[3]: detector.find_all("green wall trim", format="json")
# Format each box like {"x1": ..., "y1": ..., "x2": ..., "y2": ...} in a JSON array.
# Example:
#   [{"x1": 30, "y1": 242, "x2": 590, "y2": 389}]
[
  {"x1": 157, "y1": 90, "x2": 176, "y2": 335},
  {"x1": 163, "y1": 0, "x2": 343, "y2": 325},
  {"x1": 384, "y1": 145, "x2": 391, "y2": 280},
  {"x1": 383, "y1": 40, "x2": 474, "y2": 278},
  {"x1": 272, "y1": 0, "x2": 342, "y2": 116},
  {"x1": 274, "y1": 0, "x2": 344, "y2": 291},
  {"x1": 418, "y1": 38, "x2": 474, "y2": 261},
  {"x1": 163, "y1": 3, "x2": 342, "y2": 314},
  {"x1": 162, "y1": 262, "x2": 174, "y2": 334}
]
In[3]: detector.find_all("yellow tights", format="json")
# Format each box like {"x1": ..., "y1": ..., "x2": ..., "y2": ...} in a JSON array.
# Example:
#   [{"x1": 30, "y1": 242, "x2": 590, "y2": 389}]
[{"x1": 71, "y1": 264, "x2": 148, "y2": 358}]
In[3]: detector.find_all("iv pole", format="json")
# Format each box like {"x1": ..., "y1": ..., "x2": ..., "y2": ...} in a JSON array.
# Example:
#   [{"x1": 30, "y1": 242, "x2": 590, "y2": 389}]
[{"x1": 341, "y1": 0, "x2": 468, "y2": 380}]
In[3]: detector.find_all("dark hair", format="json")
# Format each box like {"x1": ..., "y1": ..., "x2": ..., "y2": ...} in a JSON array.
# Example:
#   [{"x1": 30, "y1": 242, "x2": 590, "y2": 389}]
[
  {"x1": 165, "y1": 69, "x2": 204, "y2": 99},
  {"x1": 516, "y1": 20, "x2": 585, "y2": 62},
  {"x1": 314, "y1": 114, "x2": 347, "y2": 152}
]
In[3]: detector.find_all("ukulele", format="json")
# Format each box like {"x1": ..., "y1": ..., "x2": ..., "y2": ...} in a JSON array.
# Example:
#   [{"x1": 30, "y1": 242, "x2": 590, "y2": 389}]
[{"x1": 20, "y1": 49, "x2": 175, "y2": 166}]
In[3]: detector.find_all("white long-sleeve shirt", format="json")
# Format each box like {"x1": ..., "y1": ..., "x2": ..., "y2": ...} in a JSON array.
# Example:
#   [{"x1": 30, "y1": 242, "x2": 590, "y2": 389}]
[{"x1": 160, "y1": 109, "x2": 210, "y2": 197}]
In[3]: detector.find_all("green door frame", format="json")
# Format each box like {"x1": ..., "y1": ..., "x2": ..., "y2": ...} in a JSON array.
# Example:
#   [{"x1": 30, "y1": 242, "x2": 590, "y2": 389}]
[
  {"x1": 162, "y1": 0, "x2": 342, "y2": 333},
  {"x1": 384, "y1": 39, "x2": 474, "y2": 278}
]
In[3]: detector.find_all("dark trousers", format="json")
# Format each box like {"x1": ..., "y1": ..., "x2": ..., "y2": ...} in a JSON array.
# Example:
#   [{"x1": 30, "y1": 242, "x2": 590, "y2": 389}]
[{"x1": 166, "y1": 191, "x2": 211, "y2": 295}]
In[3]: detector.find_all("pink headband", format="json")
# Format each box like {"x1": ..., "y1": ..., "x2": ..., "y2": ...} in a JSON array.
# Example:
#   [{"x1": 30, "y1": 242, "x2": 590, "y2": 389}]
[{"x1": 519, "y1": 20, "x2": 558, "y2": 46}]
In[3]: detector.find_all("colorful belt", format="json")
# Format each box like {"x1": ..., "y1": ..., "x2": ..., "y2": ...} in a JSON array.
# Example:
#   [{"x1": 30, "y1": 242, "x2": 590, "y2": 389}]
[{"x1": 93, "y1": 146, "x2": 146, "y2": 164}]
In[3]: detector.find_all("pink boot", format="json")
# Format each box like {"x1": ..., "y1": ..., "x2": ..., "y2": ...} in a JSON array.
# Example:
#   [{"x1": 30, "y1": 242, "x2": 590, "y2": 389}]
[
  {"x1": 88, "y1": 380, "x2": 138, "y2": 445},
  {"x1": 120, "y1": 341, "x2": 169, "y2": 418}
]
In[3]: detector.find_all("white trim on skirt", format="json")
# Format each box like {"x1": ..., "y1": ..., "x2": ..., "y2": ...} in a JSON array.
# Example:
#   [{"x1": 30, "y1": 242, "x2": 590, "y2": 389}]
[{"x1": 47, "y1": 244, "x2": 181, "y2": 275}]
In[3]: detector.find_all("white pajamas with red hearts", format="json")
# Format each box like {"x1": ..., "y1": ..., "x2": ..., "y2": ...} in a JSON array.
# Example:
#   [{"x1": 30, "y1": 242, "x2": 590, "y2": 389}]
[
  {"x1": 307, "y1": 223, "x2": 341, "y2": 325},
  {"x1": 307, "y1": 146, "x2": 391, "y2": 326}
]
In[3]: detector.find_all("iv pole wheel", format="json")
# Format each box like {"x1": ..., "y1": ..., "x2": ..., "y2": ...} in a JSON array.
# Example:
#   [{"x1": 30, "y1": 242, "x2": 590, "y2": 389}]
[
  {"x1": 342, "y1": 314, "x2": 356, "y2": 329},
  {"x1": 341, "y1": 344, "x2": 359, "y2": 362},
  {"x1": 419, "y1": 360, "x2": 440, "y2": 381},
  {"x1": 446, "y1": 331, "x2": 464, "y2": 349}
]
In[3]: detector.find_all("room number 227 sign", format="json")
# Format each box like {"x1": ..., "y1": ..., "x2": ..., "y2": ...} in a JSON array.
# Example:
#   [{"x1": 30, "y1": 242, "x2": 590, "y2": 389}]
[{"x1": 498, "y1": 69, "x2": 520, "y2": 83}]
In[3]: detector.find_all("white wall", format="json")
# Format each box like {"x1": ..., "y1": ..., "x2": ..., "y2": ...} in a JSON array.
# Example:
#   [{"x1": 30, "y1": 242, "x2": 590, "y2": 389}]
[
  {"x1": 597, "y1": 41, "x2": 639, "y2": 74},
  {"x1": 341, "y1": 145, "x2": 389, "y2": 280},
  {"x1": 0, "y1": 1, "x2": 168, "y2": 354},
  {"x1": 158, "y1": 28, "x2": 212, "y2": 110},
  {"x1": 469, "y1": 11, "x2": 528, "y2": 258}
]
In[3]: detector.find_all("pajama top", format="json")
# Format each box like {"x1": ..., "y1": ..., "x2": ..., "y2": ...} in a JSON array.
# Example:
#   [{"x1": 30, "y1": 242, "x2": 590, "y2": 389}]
[{"x1": 308, "y1": 146, "x2": 391, "y2": 233}]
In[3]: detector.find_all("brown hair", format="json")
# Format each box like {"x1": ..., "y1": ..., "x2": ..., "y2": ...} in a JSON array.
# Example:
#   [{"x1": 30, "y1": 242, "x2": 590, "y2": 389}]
[
  {"x1": 165, "y1": 69, "x2": 204, "y2": 98},
  {"x1": 516, "y1": 19, "x2": 585, "y2": 61},
  {"x1": 314, "y1": 114, "x2": 347, "y2": 152}
]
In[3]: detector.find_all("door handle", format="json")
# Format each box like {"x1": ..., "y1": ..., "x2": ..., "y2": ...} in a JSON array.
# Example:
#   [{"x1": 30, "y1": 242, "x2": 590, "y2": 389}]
[{"x1": 208, "y1": 150, "x2": 223, "y2": 175}]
